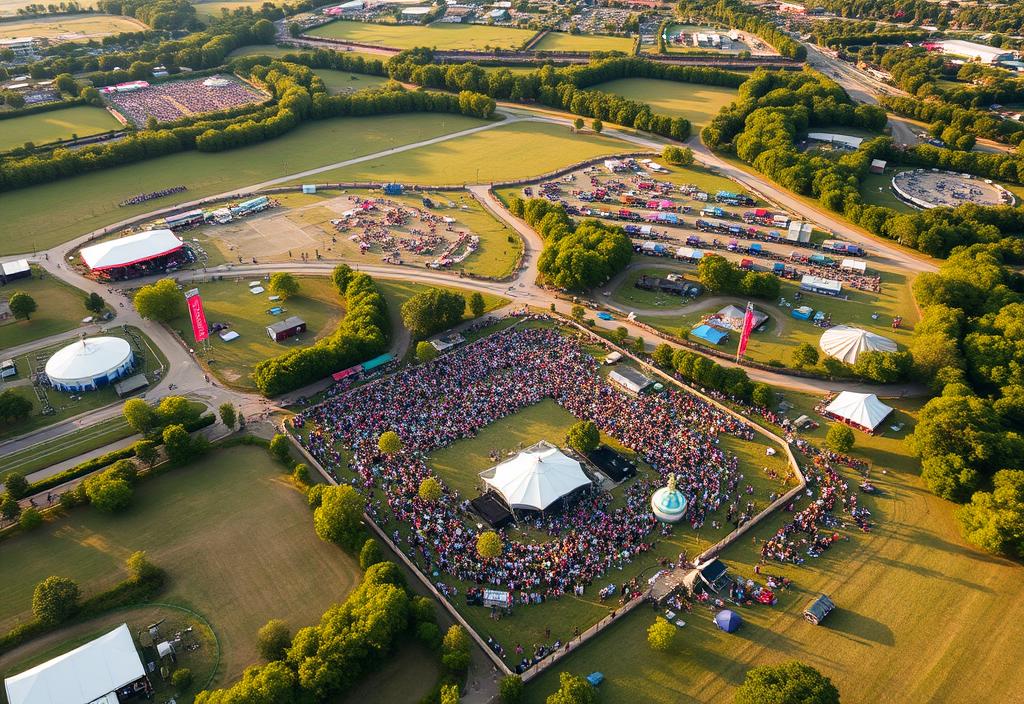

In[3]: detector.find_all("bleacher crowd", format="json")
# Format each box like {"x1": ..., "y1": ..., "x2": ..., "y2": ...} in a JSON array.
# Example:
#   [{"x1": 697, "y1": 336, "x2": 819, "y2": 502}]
[{"x1": 108, "y1": 76, "x2": 263, "y2": 126}]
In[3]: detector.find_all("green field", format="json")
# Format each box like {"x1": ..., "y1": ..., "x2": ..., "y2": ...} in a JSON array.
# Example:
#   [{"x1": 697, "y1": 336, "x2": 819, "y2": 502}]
[
  {"x1": 610, "y1": 266, "x2": 702, "y2": 309},
  {"x1": 301, "y1": 120, "x2": 634, "y2": 185},
  {"x1": 0, "y1": 113, "x2": 487, "y2": 255},
  {"x1": 313, "y1": 68, "x2": 389, "y2": 94},
  {"x1": 307, "y1": 20, "x2": 537, "y2": 51},
  {"x1": 0, "y1": 267, "x2": 107, "y2": 350},
  {"x1": 0, "y1": 105, "x2": 122, "y2": 152},
  {"x1": 531, "y1": 31, "x2": 635, "y2": 54},
  {"x1": 860, "y1": 169, "x2": 914, "y2": 212},
  {"x1": 191, "y1": 0, "x2": 284, "y2": 20},
  {"x1": 227, "y1": 44, "x2": 304, "y2": 58},
  {"x1": 0, "y1": 445, "x2": 362, "y2": 689},
  {"x1": 523, "y1": 394, "x2": 1024, "y2": 704},
  {"x1": 0, "y1": 416, "x2": 133, "y2": 481},
  {"x1": 167, "y1": 277, "x2": 344, "y2": 390},
  {"x1": 591, "y1": 78, "x2": 738, "y2": 130},
  {"x1": 0, "y1": 13, "x2": 145, "y2": 40}
]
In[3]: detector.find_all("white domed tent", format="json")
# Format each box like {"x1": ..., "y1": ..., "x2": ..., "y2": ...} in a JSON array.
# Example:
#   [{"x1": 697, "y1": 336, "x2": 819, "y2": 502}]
[
  {"x1": 45, "y1": 336, "x2": 134, "y2": 392},
  {"x1": 819, "y1": 325, "x2": 897, "y2": 365},
  {"x1": 480, "y1": 440, "x2": 592, "y2": 513},
  {"x1": 824, "y1": 391, "x2": 894, "y2": 433}
]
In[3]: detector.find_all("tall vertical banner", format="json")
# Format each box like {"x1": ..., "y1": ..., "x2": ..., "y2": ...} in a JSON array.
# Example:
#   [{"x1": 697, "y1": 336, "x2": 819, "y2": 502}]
[
  {"x1": 185, "y1": 288, "x2": 209, "y2": 343},
  {"x1": 737, "y1": 302, "x2": 755, "y2": 358}
]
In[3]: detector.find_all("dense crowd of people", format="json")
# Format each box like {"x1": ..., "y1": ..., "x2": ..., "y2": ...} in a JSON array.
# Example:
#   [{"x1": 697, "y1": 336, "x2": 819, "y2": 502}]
[
  {"x1": 108, "y1": 76, "x2": 263, "y2": 125},
  {"x1": 118, "y1": 185, "x2": 186, "y2": 207},
  {"x1": 296, "y1": 326, "x2": 759, "y2": 605}
]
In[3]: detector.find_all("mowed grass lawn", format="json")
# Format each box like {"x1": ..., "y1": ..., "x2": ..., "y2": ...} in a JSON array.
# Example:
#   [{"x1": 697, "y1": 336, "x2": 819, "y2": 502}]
[
  {"x1": 0, "y1": 446, "x2": 362, "y2": 688},
  {"x1": 307, "y1": 20, "x2": 537, "y2": 51},
  {"x1": 0, "y1": 268, "x2": 101, "y2": 350},
  {"x1": 0, "y1": 13, "x2": 145, "y2": 40},
  {"x1": 305, "y1": 121, "x2": 633, "y2": 185},
  {"x1": 192, "y1": 0, "x2": 284, "y2": 20},
  {"x1": 0, "y1": 416, "x2": 134, "y2": 481},
  {"x1": 166, "y1": 277, "x2": 344, "y2": 389},
  {"x1": 0, "y1": 105, "x2": 122, "y2": 152},
  {"x1": 522, "y1": 396, "x2": 1024, "y2": 704},
  {"x1": 591, "y1": 78, "x2": 738, "y2": 129},
  {"x1": 0, "y1": 112, "x2": 487, "y2": 255},
  {"x1": 532, "y1": 31, "x2": 635, "y2": 54},
  {"x1": 313, "y1": 69, "x2": 389, "y2": 94}
]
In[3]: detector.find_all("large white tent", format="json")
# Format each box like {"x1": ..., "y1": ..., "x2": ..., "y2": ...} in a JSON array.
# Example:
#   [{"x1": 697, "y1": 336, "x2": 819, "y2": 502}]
[
  {"x1": 819, "y1": 325, "x2": 897, "y2": 364},
  {"x1": 4, "y1": 624, "x2": 148, "y2": 704},
  {"x1": 481, "y1": 441, "x2": 591, "y2": 512},
  {"x1": 79, "y1": 229, "x2": 183, "y2": 271},
  {"x1": 824, "y1": 392, "x2": 893, "y2": 433},
  {"x1": 45, "y1": 336, "x2": 134, "y2": 391}
]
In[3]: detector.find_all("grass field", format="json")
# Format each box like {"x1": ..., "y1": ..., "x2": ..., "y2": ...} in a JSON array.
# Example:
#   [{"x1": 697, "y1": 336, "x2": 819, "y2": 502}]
[
  {"x1": 227, "y1": 44, "x2": 304, "y2": 58},
  {"x1": 0, "y1": 416, "x2": 133, "y2": 481},
  {"x1": 307, "y1": 20, "x2": 537, "y2": 51},
  {"x1": 591, "y1": 78, "x2": 738, "y2": 130},
  {"x1": 0, "y1": 13, "x2": 145, "y2": 40},
  {"x1": 610, "y1": 266, "x2": 703, "y2": 309},
  {"x1": 860, "y1": 169, "x2": 914, "y2": 212},
  {"x1": 301, "y1": 120, "x2": 634, "y2": 185},
  {"x1": 531, "y1": 31, "x2": 635, "y2": 54},
  {"x1": 0, "y1": 267, "x2": 106, "y2": 350},
  {"x1": 0, "y1": 113, "x2": 487, "y2": 255},
  {"x1": 313, "y1": 68, "x2": 389, "y2": 94},
  {"x1": 0, "y1": 445, "x2": 362, "y2": 690},
  {"x1": 166, "y1": 277, "x2": 344, "y2": 390},
  {"x1": 0, "y1": 105, "x2": 122, "y2": 152},
  {"x1": 522, "y1": 394, "x2": 1024, "y2": 704},
  {"x1": 192, "y1": 0, "x2": 284, "y2": 20}
]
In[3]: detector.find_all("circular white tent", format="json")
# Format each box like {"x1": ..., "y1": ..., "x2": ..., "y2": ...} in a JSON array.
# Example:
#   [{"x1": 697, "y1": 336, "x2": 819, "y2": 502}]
[
  {"x1": 819, "y1": 325, "x2": 897, "y2": 365},
  {"x1": 45, "y1": 337, "x2": 133, "y2": 392},
  {"x1": 480, "y1": 441, "x2": 592, "y2": 513}
]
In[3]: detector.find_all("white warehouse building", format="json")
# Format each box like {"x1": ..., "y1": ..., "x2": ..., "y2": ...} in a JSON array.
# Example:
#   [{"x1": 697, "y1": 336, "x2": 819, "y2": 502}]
[{"x1": 936, "y1": 39, "x2": 1015, "y2": 64}]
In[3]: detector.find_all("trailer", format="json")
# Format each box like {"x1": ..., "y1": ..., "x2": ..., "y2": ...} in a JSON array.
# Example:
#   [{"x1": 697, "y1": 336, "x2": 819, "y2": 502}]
[
  {"x1": 164, "y1": 209, "x2": 205, "y2": 230},
  {"x1": 822, "y1": 239, "x2": 865, "y2": 256},
  {"x1": 231, "y1": 195, "x2": 271, "y2": 217}
]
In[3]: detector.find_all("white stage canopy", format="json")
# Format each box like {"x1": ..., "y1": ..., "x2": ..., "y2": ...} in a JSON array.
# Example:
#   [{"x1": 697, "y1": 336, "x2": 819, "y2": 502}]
[
  {"x1": 4, "y1": 624, "x2": 145, "y2": 704},
  {"x1": 79, "y1": 229, "x2": 183, "y2": 271},
  {"x1": 481, "y1": 441, "x2": 591, "y2": 512},
  {"x1": 824, "y1": 392, "x2": 893, "y2": 432},
  {"x1": 819, "y1": 325, "x2": 897, "y2": 364}
]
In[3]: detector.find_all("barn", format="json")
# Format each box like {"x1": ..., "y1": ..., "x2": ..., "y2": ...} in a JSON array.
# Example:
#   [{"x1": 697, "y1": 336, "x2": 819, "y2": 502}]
[{"x1": 266, "y1": 316, "x2": 306, "y2": 342}]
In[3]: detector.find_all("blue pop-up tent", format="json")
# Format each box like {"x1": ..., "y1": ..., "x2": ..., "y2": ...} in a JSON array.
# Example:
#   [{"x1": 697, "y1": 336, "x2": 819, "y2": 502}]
[
  {"x1": 691, "y1": 324, "x2": 728, "y2": 345},
  {"x1": 715, "y1": 609, "x2": 743, "y2": 633}
]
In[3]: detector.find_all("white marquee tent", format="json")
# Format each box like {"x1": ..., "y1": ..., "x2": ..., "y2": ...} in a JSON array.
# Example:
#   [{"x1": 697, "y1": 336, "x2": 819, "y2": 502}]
[
  {"x1": 79, "y1": 229, "x2": 183, "y2": 271},
  {"x1": 819, "y1": 325, "x2": 897, "y2": 364},
  {"x1": 824, "y1": 392, "x2": 893, "y2": 433},
  {"x1": 481, "y1": 441, "x2": 591, "y2": 512},
  {"x1": 4, "y1": 624, "x2": 147, "y2": 704}
]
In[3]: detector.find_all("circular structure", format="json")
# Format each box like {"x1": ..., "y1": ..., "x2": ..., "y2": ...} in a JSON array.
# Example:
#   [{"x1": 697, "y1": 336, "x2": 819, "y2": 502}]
[
  {"x1": 891, "y1": 169, "x2": 1015, "y2": 210},
  {"x1": 819, "y1": 325, "x2": 897, "y2": 365},
  {"x1": 45, "y1": 336, "x2": 134, "y2": 392},
  {"x1": 651, "y1": 473, "x2": 688, "y2": 523}
]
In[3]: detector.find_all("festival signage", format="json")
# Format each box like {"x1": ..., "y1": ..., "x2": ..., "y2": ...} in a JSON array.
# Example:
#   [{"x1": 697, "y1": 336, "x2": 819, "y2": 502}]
[
  {"x1": 737, "y1": 302, "x2": 755, "y2": 358},
  {"x1": 185, "y1": 288, "x2": 209, "y2": 343}
]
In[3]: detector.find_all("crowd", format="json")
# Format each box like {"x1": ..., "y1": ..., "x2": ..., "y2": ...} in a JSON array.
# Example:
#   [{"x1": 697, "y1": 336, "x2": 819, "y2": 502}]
[
  {"x1": 296, "y1": 326, "x2": 759, "y2": 605},
  {"x1": 107, "y1": 76, "x2": 264, "y2": 126},
  {"x1": 118, "y1": 185, "x2": 186, "y2": 207}
]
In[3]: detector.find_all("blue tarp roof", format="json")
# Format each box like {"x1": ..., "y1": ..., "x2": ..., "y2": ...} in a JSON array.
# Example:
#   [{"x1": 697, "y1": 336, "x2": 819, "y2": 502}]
[
  {"x1": 691, "y1": 324, "x2": 728, "y2": 344},
  {"x1": 361, "y1": 353, "x2": 394, "y2": 371}
]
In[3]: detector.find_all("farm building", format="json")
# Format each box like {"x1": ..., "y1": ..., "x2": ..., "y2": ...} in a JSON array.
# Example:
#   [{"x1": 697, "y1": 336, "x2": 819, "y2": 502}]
[
  {"x1": 608, "y1": 366, "x2": 654, "y2": 394},
  {"x1": 870, "y1": 159, "x2": 887, "y2": 174},
  {"x1": 0, "y1": 259, "x2": 30, "y2": 284},
  {"x1": 267, "y1": 316, "x2": 307, "y2": 342}
]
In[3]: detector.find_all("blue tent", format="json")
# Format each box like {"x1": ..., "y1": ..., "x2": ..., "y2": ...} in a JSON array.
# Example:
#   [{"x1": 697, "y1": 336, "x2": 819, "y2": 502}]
[
  {"x1": 715, "y1": 609, "x2": 743, "y2": 633},
  {"x1": 691, "y1": 324, "x2": 728, "y2": 345}
]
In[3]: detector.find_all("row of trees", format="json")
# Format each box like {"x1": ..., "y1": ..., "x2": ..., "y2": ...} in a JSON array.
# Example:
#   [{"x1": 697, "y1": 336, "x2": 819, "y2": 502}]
[
  {"x1": 676, "y1": 0, "x2": 806, "y2": 59},
  {"x1": 96, "y1": 0, "x2": 199, "y2": 31},
  {"x1": 809, "y1": 0, "x2": 1024, "y2": 34},
  {"x1": 252, "y1": 265, "x2": 389, "y2": 396}
]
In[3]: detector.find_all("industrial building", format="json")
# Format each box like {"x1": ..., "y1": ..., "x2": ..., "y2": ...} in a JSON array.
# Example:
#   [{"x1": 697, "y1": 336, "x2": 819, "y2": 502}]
[{"x1": 934, "y1": 39, "x2": 1016, "y2": 64}]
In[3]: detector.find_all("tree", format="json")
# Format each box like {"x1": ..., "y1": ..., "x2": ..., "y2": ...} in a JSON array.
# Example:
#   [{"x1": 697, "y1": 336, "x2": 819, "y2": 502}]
[
  {"x1": 792, "y1": 343, "x2": 820, "y2": 369},
  {"x1": 571, "y1": 304, "x2": 586, "y2": 323},
  {"x1": 441, "y1": 683, "x2": 460, "y2": 704},
  {"x1": 632, "y1": 336, "x2": 645, "y2": 354},
  {"x1": 20, "y1": 507, "x2": 43, "y2": 531},
  {"x1": 1, "y1": 493, "x2": 21, "y2": 522},
  {"x1": 825, "y1": 423, "x2": 855, "y2": 454},
  {"x1": 162, "y1": 424, "x2": 194, "y2": 465},
  {"x1": 573, "y1": 117, "x2": 584, "y2": 132},
  {"x1": 8, "y1": 292, "x2": 37, "y2": 320},
  {"x1": 269, "y1": 434, "x2": 291, "y2": 464},
  {"x1": 359, "y1": 538, "x2": 384, "y2": 569},
  {"x1": 218, "y1": 403, "x2": 236, "y2": 429},
  {"x1": 734, "y1": 661, "x2": 840, "y2": 704},
  {"x1": 468, "y1": 291, "x2": 486, "y2": 318},
  {"x1": 416, "y1": 340, "x2": 439, "y2": 363},
  {"x1": 500, "y1": 675, "x2": 525, "y2": 704},
  {"x1": 647, "y1": 618, "x2": 675, "y2": 652},
  {"x1": 400, "y1": 288, "x2": 465, "y2": 339},
  {"x1": 546, "y1": 672, "x2": 596, "y2": 704},
  {"x1": 697, "y1": 254, "x2": 740, "y2": 293},
  {"x1": 662, "y1": 145, "x2": 694, "y2": 166},
  {"x1": 592, "y1": 118, "x2": 603, "y2": 133},
  {"x1": 123, "y1": 398, "x2": 158, "y2": 434},
  {"x1": 84, "y1": 469, "x2": 134, "y2": 513},
  {"x1": 0, "y1": 390, "x2": 32, "y2": 424},
  {"x1": 84, "y1": 291, "x2": 105, "y2": 315},
  {"x1": 3, "y1": 471, "x2": 29, "y2": 500},
  {"x1": 610, "y1": 326, "x2": 628, "y2": 345},
  {"x1": 32, "y1": 576, "x2": 80, "y2": 625},
  {"x1": 330, "y1": 263, "x2": 352, "y2": 295},
  {"x1": 652, "y1": 343, "x2": 674, "y2": 368},
  {"x1": 956, "y1": 469, "x2": 1024, "y2": 557},
  {"x1": 257, "y1": 619, "x2": 291, "y2": 661},
  {"x1": 133, "y1": 278, "x2": 183, "y2": 322},
  {"x1": 313, "y1": 484, "x2": 365, "y2": 549},
  {"x1": 752, "y1": 383, "x2": 776, "y2": 409},
  {"x1": 476, "y1": 530, "x2": 503, "y2": 559},
  {"x1": 171, "y1": 668, "x2": 193, "y2": 691},
  {"x1": 268, "y1": 272, "x2": 300, "y2": 300},
  {"x1": 378, "y1": 430, "x2": 403, "y2": 455},
  {"x1": 566, "y1": 419, "x2": 600, "y2": 454},
  {"x1": 130, "y1": 440, "x2": 157, "y2": 469},
  {"x1": 292, "y1": 463, "x2": 310, "y2": 484},
  {"x1": 156, "y1": 395, "x2": 200, "y2": 426},
  {"x1": 418, "y1": 476, "x2": 442, "y2": 502},
  {"x1": 441, "y1": 625, "x2": 471, "y2": 673},
  {"x1": 126, "y1": 551, "x2": 159, "y2": 581}
]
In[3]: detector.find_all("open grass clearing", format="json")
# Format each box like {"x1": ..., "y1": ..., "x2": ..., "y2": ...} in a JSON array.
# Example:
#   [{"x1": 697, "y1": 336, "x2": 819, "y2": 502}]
[
  {"x1": 531, "y1": 31, "x2": 635, "y2": 54},
  {"x1": 0, "y1": 112, "x2": 487, "y2": 255},
  {"x1": 227, "y1": 44, "x2": 387, "y2": 65},
  {"x1": 0, "y1": 105, "x2": 122, "y2": 152},
  {"x1": 376, "y1": 278, "x2": 509, "y2": 328},
  {"x1": 307, "y1": 20, "x2": 537, "y2": 51},
  {"x1": 192, "y1": 0, "x2": 284, "y2": 20},
  {"x1": 0, "y1": 445, "x2": 362, "y2": 690},
  {"x1": 299, "y1": 120, "x2": 634, "y2": 185},
  {"x1": 610, "y1": 266, "x2": 703, "y2": 309},
  {"x1": 0, "y1": 267, "x2": 109, "y2": 350},
  {"x1": 0, "y1": 415, "x2": 133, "y2": 481},
  {"x1": 313, "y1": 68, "x2": 389, "y2": 94},
  {"x1": 0, "y1": 13, "x2": 145, "y2": 40},
  {"x1": 590, "y1": 78, "x2": 738, "y2": 130},
  {"x1": 166, "y1": 276, "x2": 343, "y2": 390}
]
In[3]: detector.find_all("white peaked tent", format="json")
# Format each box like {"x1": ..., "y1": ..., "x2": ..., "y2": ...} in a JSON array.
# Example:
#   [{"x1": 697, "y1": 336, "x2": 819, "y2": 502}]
[
  {"x1": 481, "y1": 441, "x2": 591, "y2": 512},
  {"x1": 824, "y1": 392, "x2": 894, "y2": 433},
  {"x1": 819, "y1": 325, "x2": 897, "y2": 364}
]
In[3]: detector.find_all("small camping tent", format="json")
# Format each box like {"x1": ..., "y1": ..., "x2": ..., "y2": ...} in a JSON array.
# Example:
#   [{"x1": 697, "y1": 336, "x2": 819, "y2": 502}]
[
  {"x1": 714, "y1": 609, "x2": 743, "y2": 633},
  {"x1": 691, "y1": 324, "x2": 728, "y2": 345}
]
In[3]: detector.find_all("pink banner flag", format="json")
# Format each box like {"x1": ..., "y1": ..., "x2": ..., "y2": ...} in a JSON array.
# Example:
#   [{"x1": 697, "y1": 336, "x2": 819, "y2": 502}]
[
  {"x1": 737, "y1": 302, "x2": 755, "y2": 358},
  {"x1": 185, "y1": 288, "x2": 209, "y2": 343}
]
